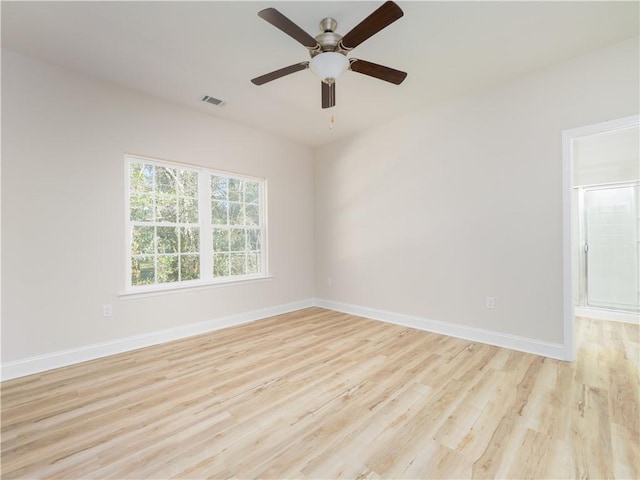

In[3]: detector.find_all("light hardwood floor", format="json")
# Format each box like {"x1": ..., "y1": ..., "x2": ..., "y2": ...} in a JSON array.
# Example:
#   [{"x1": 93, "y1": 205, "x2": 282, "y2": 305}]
[{"x1": 1, "y1": 307, "x2": 638, "y2": 479}]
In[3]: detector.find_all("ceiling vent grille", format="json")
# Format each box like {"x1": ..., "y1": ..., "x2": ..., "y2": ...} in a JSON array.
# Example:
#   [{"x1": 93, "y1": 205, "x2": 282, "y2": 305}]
[{"x1": 201, "y1": 95, "x2": 226, "y2": 107}]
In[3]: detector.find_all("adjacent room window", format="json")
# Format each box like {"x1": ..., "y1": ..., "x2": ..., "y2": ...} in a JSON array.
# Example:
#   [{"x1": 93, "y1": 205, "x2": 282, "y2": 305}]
[{"x1": 126, "y1": 155, "x2": 266, "y2": 290}]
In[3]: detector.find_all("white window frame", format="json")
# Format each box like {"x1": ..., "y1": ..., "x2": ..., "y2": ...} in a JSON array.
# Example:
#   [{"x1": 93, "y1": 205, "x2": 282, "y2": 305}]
[{"x1": 122, "y1": 154, "x2": 268, "y2": 296}]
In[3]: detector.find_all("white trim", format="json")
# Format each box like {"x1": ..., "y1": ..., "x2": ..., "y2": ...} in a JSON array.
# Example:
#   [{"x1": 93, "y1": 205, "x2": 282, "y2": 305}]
[
  {"x1": 575, "y1": 307, "x2": 639, "y2": 324},
  {"x1": 573, "y1": 180, "x2": 640, "y2": 190},
  {"x1": 561, "y1": 115, "x2": 639, "y2": 140},
  {"x1": 561, "y1": 114, "x2": 640, "y2": 362},
  {"x1": 315, "y1": 299, "x2": 569, "y2": 360},
  {"x1": 562, "y1": 127, "x2": 577, "y2": 361},
  {"x1": 118, "y1": 275, "x2": 275, "y2": 299},
  {"x1": 1, "y1": 299, "x2": 314, "y2": 381}
]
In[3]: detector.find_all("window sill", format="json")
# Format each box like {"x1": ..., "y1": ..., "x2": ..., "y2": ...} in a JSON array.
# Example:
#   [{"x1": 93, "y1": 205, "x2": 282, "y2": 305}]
[{"x1": 118, "y1": 275, "x2": 275, "y2": 300}]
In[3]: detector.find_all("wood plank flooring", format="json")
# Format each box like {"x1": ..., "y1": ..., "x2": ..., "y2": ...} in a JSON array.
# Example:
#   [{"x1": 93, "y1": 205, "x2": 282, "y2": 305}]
[{"x1": 1, "y1": 307, "x2": 638, "y2": 479}]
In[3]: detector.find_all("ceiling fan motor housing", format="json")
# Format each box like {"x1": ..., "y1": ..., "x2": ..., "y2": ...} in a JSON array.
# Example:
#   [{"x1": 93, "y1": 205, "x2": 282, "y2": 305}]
[{"x1": 312, "y1": 18, "x2": 349, "y2": 56}]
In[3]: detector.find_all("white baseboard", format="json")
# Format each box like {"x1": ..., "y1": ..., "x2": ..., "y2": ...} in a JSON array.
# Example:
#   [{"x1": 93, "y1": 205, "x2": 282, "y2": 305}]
[
  {"x1": 315, "y1": 299, "x2": 569, "y2": 361},
  {"x1": 575, "y1": 306, "x2": 639, "y2": 324},
  {"x1": 2, "y1": 297, "x2": 573, "y2": 381},
  {"x1": 1, "y1": 299, "x2": 315, "y2": 381}
]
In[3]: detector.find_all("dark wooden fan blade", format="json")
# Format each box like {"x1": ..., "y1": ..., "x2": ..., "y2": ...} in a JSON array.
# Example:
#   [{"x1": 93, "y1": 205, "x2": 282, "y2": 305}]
[
  {"x1": 340, "y1": 1, "x2": 403, "y2": 50},
  {"x1": 321, "y1": 81, "x2": 335, "y2": 109},
  {"x1": 349, "y1": 59, "x2": 407, "y2": 85},
  {"x1": 251, "y1": 62, "x2": 309, "y2": 85},
  {"x1": 258, "y1": 8, "x2": 320, "y2": 49}
]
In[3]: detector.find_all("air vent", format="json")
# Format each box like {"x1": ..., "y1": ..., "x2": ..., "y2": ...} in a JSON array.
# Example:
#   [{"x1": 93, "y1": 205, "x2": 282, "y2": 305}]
[{"x1": 201, "y1": 95, "x2": 226, "y2": 107}]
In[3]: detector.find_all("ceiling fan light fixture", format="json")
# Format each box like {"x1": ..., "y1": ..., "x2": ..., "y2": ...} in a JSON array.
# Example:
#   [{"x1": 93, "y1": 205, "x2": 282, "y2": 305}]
[
  {"x1": 252, "y1": 2, "x2": 407, "y2": 108},
  {"x1": 310, "y1": 52, "x2": 349, "y2": 83}
]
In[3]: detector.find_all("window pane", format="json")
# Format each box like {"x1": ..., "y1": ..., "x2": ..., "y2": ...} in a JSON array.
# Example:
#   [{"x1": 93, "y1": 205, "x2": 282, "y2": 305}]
[
  {"x1": 178, "y1": 197, "x2": 198, "y2": 224},
  {"x1": 130, "y1": 193, "x2": 154, "y2": 222},
  {"x1": 157, "y1": 227, "x2": 178, "y2": 253},
  {"x1": 178, "y1": 170, "x2": 198, "y2": 198},
  {"x1": 245, "y1": 181, "x2": 259, "y2": 204},
  {"x1": 247, "y1": 253, "x2": 260, "y2": 274},
  {"x1": 156, "y1": 166, "x2": 177, "y2": 194},
  {"x1": 228, "y1": 178, "x2": 243, "y2": 202},
  {"x1": 213, "y1": 228, "x2": 230, "y2": 252},
  {"x1": 247, "y1": 229, "x2": 261, "y2": 251},
  {"x1": 229, "y1": 203, "x2": 244, "y2": 226},
  {"x1": 130, "y1": 163, "x2": 154, "y2": 193},
  {"x1": 213, "y1": 253, "x2": 229, "y2": 277},
  {"x1": 180, "y1": 227, "x2": 199, "y2": 253},
  {"x1": 211, "y1": 176, "x2": 228, "y2": 200},
  {"x1": 180, "y1": 254, "x2": 200, "y2": 281},
  {"x1": 132, "y1": 226, "x2": 154, "y2": 255},
  {"x1": 212, "y1": 200, "x2": 228, "y2": 225},
  {"x1": 132, "y1": 256, "x2": 154, "y2": 285},
  {"x1": 157, "y1": 255, "x2": 179, "y2": 283},
  {"x1": 230, "y1": 253, "x2": 245, "y2": 275},
  {"x1": 156, "y1": 195, "x2": 177, "y2": 223},
  {"x1": 230, "y1": 228, "x2": 245, "y2": 252},
  {"x1": 245, "y1": 204, "x2": 259, "y2": 226}
]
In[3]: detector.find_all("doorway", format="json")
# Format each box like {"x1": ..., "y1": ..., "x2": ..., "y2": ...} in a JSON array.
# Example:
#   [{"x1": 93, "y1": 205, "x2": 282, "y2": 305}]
[{"x1": 562, "y1": 114, "x2": 639, "y2": 361}]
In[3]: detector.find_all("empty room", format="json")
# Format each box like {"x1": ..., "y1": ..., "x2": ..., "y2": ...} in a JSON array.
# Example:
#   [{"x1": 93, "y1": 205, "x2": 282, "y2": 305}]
[{"x1": 1, "y1": 1, "x2": 639, "y2": 478}]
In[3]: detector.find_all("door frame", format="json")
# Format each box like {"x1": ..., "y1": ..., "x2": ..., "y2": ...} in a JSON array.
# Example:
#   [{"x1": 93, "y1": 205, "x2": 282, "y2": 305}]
[{"x1": 562, "y1": 114, "x2": 639, "y2": 361}]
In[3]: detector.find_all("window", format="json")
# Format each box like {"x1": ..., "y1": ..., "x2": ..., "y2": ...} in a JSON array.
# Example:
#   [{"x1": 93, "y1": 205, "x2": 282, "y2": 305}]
[
  {"x1": 126, "y1": 155, "x2": 266, "y2": 291},
  {"x1": 211, "y1": 176, "x2": 263, "y2": 278}
]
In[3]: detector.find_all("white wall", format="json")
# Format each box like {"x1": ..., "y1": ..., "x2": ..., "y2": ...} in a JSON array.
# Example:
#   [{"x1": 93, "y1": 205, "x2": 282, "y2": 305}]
[
  {"x1": 1, "y1": 50, "x2": 315, "y2": 364},
  {"x1": 574, "y1": 126, "x2": 639, "y2": 187},
  {"x1": 314, "y1": 37, "x2": 639, "y2": 346}
]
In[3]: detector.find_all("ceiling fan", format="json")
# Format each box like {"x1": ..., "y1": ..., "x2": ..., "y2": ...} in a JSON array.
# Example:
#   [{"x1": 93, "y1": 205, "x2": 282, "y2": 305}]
[{"x1": 251, "y1": 1, "x2": 407, "y2": 109}]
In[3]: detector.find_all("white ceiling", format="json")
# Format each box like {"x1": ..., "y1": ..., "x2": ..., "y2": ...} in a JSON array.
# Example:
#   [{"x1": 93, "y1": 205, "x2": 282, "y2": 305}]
[{"x1": 2, "y1": 1, "x2": 638, "y2": 147}]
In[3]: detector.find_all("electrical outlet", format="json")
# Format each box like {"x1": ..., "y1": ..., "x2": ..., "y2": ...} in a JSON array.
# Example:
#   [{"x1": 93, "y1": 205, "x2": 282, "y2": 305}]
[
  {"x1": 485, "y1": 297, "x2": 496, "y2": 309},
  {"x1": 103, "y1": 304, "x2": 112, "y2": 317}
]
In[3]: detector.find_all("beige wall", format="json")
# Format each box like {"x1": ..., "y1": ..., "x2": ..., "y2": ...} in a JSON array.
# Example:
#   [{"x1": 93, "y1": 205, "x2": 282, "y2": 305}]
[
  {"x1": 314, "y1": 37, "x2": 639, "y2": 344},
  {"x1": 1, "y1": 50, "x2": 315, "y2": 362}
]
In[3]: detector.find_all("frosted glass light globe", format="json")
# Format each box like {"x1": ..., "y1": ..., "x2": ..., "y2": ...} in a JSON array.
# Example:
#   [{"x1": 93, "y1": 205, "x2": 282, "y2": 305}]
[{"x1": 310, "y1": 52, "x2": 349, "y2": 83}]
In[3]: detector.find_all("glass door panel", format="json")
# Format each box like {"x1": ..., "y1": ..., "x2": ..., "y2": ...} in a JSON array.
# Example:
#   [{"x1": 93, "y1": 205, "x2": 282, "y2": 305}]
[{"x1": 585, "y1": 184, "x2": 639, "y2": 311}]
